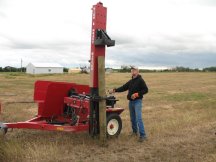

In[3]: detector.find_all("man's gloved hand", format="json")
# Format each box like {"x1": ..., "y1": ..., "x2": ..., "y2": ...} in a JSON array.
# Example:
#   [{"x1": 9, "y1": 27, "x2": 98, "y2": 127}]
[{"x1": 131, "y1": 93, "x2": 139, "y2": 100}]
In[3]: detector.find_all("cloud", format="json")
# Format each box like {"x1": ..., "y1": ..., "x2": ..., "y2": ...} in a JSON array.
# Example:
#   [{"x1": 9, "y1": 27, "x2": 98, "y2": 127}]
[
  {"x1": 107, "y1": 49, "x2": 216, "y2": 68},
  {"x1": 0, "y1": 11, "x2": 6, "y2": 18},
  {"x1": 0, "y1": 0, "x2": 216, "y2": 69}
]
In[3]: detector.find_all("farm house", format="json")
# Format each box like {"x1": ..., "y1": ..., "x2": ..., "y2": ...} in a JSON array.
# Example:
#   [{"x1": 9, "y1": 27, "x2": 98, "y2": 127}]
[{"x1": 26, "y1": 63, "x2": 63, "y2": 74}]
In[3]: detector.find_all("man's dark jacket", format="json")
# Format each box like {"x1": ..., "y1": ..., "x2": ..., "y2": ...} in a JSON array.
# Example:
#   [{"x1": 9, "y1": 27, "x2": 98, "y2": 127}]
[{"x1": 115, "y1": 75, "x2": 148, "y2": 101}]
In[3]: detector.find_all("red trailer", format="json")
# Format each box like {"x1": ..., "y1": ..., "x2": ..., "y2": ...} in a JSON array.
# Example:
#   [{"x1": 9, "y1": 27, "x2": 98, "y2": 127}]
[{"x1": 0, "y1": 2, "x2": 124, "y2": 137}]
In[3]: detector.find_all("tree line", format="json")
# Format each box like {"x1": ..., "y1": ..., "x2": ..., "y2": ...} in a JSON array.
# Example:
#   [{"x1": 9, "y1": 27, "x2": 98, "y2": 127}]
[
  {"x1": 0, "y1": 66, "x2": 69, "y2": 72},
  {"x1": 117, "y1": 66, "x2": 216, "y2": 72},
  {"x1": 0, "y1": 66, "x2": 215, "y2": 72},
  {"x1": 0, "y1": 66, "x2": 26, "y2": 72}
]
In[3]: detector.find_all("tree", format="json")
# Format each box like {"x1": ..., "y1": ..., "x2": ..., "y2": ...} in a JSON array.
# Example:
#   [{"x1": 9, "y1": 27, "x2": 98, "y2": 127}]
[
  {"x1": 63, "y1": 67, "x2": 69, "y2": 72},
  {"x1": 119, "y1": 65, "x2": 131, "y2": 72},
  {"x1": 203, "y1": 66, "x2": 216, "y2": 72}
]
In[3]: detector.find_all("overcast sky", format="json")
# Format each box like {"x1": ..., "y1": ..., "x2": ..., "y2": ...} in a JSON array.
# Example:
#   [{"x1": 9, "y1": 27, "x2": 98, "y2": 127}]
[{"x1": 0, "y1": 0, "x2": 216, "y2": 69}]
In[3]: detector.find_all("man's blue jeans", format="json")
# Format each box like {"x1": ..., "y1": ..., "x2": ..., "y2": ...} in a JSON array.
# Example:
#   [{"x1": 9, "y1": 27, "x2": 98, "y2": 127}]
[{"x1": 129, "y1": 99, "x2": 146, "y2": 137}]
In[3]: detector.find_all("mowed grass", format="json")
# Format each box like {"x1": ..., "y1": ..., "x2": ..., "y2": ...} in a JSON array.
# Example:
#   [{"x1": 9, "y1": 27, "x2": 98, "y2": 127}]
[{"x1": 0, "y1": 72, "x2": 215, "y2": 162}]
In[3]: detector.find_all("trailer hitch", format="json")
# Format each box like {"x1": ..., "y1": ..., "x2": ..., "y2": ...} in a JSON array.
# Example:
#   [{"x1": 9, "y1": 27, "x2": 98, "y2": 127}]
[{"x1": 0, "y1": 122, "x2": 8, "y2": 135}]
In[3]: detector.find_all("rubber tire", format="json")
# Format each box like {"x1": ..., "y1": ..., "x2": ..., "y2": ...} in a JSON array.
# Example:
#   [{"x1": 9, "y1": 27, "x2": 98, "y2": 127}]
[{"x1": 106, "y1": 113, "x2": 122, "y2": 138}]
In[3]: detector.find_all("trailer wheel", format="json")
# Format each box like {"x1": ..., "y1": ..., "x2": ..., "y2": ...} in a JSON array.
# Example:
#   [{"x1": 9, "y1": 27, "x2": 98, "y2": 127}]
[{"x1": 106, "y1": 113, "x2": 122, "y2": 137}]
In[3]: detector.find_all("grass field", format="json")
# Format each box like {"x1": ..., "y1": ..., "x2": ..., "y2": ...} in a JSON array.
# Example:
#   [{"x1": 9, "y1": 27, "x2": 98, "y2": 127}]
[{"x1": 0, "y1": 72, "x2": 215, "y2": 162}]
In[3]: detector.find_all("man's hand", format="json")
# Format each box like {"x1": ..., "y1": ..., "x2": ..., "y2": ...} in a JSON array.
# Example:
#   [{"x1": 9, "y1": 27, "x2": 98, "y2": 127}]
[
  {"x1": 131, "y1": 93, "x2": 139, "y2": 100},
  {"x1": 108, "y1": 89, "x2": 115, "y2": 94}
]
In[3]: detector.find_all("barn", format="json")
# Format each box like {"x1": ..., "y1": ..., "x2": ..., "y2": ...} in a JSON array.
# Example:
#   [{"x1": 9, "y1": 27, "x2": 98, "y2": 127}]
[{"x1": 26, "y1": 63, "x2": 63, "y2": 74}]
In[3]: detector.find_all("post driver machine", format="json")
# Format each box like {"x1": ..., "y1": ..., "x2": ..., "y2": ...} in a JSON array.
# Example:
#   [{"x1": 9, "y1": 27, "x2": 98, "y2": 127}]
[{"x1": 0, "y1": 2, "x2": 124, "y2": 139}]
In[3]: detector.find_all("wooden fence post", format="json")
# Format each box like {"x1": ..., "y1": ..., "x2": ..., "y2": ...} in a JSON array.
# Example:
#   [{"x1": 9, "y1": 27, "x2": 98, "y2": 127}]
[{"x1": 98, "y1": 56, "x2": 106, "y2": 142}]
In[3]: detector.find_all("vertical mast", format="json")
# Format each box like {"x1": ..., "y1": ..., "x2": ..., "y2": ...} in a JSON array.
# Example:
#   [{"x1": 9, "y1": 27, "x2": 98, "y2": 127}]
[
  {"x1": 90, "y1": 2, "x2": 107, "y2": 88},
  {"x1": 89, "y1": 2, "x2": 115, "y2": 137}
]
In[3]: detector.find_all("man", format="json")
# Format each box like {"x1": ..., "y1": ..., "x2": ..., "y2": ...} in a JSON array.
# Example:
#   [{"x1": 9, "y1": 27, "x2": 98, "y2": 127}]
[{"x1": 111, "y1": 66, "x2": 148, "y2": 142}]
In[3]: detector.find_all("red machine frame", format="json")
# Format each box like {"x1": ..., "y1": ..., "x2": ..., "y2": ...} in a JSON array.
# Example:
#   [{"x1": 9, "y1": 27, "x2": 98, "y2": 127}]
[
  {"x1": 0, "y1": 2, "x2": 124, "y2": 135},
  {"x1": 3, "y1": 81, "x2": 123, "y2": 133}
]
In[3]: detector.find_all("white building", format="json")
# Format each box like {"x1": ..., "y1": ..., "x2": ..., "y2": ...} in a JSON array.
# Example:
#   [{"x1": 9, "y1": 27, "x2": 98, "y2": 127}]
[{"x1": 26, "y1": 63, "x2": 63, "y2": 74}]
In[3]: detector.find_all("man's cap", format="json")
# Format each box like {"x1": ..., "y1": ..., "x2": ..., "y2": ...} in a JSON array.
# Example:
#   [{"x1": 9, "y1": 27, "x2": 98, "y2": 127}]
[{"x1": 130, "y1": 66, "x2": 139, "y2": 70}]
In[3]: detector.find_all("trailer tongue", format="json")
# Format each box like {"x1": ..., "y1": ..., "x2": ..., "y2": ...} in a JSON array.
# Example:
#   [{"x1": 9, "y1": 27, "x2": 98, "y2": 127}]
[{"x1": 0, "y1": 2, "x2": 124, "y2": 138}]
